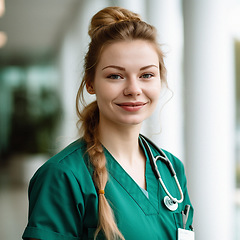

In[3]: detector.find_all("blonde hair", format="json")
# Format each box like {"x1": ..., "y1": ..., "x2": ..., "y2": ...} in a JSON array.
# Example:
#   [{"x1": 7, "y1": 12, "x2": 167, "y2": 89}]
[{"x1": 76, "y1": 6, "x2": 167, "y2": 240}]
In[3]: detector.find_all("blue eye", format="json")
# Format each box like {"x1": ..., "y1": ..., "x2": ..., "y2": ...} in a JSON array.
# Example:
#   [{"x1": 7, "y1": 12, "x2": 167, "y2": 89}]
[
  {"x1": 107, "y1": 74, "x2": 122, "y2": 79},
  {"x1": 141, "y1": 73, "x2": 154, "y2": 79}
]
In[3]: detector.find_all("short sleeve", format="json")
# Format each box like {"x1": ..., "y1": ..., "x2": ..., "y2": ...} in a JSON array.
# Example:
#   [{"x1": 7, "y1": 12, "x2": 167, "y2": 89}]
[{"x1": 22, "y1": 163, "x2": 84, "y2": 240}]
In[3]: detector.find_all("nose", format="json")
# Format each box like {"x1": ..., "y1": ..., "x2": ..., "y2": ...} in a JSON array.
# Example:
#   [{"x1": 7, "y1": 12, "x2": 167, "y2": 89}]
[{"x1": 123, "y1": 77, "x2": 142, "y2": 96}]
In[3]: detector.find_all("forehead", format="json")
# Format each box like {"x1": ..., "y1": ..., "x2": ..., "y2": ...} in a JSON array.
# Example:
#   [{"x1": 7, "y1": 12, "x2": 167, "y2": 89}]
[{"x1": 97, "y1": 40, "x2": 159, "y2": 69}]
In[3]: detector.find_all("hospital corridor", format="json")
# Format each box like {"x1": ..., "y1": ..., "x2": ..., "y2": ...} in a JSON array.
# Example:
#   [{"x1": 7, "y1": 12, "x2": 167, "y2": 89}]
[{"x1": 1, "y1": 0, "x2": 240, "y2": 239}]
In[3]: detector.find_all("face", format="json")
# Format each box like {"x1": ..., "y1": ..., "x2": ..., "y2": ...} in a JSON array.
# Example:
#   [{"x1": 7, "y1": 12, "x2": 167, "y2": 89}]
[{"x1": 92, "y1": 40, "x2": 161, "y2": 128}]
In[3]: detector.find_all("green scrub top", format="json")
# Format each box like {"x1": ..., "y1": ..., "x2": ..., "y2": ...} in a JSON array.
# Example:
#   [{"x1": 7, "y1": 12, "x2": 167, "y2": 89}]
[{"x1": 22, "y1": 137, "x2": 194, "y2": 240}]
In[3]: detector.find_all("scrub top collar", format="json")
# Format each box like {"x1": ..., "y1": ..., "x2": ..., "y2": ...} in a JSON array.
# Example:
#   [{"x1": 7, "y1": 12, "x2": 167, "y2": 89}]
[{"x1": 103, "y1": 137, "x2": 161, "y2": 215}]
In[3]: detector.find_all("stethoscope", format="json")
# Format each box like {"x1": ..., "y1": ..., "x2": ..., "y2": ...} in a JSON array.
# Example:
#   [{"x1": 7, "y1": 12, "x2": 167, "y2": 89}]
[{"x1": 140, "y1": 135, "x2": 184, "y2": 211}]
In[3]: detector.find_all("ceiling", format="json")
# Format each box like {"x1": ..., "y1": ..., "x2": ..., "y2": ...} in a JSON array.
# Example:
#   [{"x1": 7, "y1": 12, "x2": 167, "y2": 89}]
[{"x1": 0, "y1": 0, "x2": 80, "y2": 65}]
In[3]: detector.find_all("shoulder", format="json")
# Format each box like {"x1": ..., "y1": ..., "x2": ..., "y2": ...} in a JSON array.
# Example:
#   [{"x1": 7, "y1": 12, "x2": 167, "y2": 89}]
[
  {"x1": 38, "y1": 138, "x2": 87, "y2": 171},
  {"x1": 29, "y1": 138, "x2": 91, "y2": 189},
  {"x1": 24, "y1": 140, "x2": 98, "y2": 240},
  {"x1": 48, "y1": 138, "x2": 87, "y2": 165}
]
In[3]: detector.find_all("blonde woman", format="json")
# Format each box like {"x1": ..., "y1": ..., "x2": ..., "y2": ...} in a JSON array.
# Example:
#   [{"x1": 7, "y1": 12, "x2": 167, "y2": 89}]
[{"x1": 23, "y1": 6, "x2": 194, "y2": 240}]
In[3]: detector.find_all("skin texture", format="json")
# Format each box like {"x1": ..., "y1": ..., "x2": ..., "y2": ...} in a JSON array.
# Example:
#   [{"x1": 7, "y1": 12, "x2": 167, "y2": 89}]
[{"x1": 93, "y1": 40, "x2": 161, "y2": 129}]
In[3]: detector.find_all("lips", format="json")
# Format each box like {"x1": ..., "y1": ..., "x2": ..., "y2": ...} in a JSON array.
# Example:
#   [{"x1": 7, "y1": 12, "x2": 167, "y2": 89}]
[{"x1": 116, "y1": 102, "x2": 147, "y2": 112}]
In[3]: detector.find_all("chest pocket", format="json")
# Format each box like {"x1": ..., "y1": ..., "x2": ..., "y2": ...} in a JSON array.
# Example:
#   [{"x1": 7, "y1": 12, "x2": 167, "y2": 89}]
[{"x1": 173, "y1": 205, "x2": 194, "y2": 231}]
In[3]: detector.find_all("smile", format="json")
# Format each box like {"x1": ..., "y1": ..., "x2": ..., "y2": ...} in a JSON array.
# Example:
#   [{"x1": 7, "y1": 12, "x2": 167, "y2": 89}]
[{"x1": 116, "y1": 102, "x2": 147, "y2": 112}]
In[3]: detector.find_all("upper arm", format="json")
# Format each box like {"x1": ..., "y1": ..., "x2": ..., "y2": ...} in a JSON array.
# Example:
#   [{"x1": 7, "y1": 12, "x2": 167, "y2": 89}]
[{"x1": 22, "y1": 164, "x2": 85, "y2": 240}]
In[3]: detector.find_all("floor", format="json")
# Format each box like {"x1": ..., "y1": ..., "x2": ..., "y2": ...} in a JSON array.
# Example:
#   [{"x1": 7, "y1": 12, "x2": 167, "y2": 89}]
[
  {"x1": 0, "y1": 184, "x2": 28, "y2": 240},
  {"x1": 0, "y1": 156, "x2": 45, "y2": 240},
  {"x1": 0, "y1": 167, "x2": 28, "y2": 240}
]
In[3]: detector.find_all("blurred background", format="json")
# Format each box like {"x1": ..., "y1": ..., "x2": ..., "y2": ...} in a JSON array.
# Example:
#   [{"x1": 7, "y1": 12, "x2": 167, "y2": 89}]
[{"x1": 0, "y1": 0, "x2": 239, "y2": 239}]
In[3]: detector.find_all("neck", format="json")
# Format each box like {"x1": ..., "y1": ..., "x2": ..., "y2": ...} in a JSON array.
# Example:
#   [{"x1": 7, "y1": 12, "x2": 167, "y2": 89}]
[
  {"x1": 98, "y1": 120, "x2": 142, "y2": 164},
  {"x1": 98, "y1": 118, "x2": 146, "y2": 189}
]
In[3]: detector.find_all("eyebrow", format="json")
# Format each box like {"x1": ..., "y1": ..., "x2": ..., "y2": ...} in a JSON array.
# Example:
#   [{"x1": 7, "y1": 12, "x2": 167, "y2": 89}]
[
  {"x1": 140, "y1": 65, "x2": 158, "y2": 70},
  {"x1": 102, "y1": 65, "x2": 125, "y2": 71},
  {"x1": 101, "y1": 64, "x2": 158, "y2": 71}
]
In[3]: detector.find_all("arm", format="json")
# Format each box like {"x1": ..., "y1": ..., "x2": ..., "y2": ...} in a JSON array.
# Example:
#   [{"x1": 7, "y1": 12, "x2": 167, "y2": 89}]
[{"x1": 22, "y1": 163, "x2": 85, "y2": 240}]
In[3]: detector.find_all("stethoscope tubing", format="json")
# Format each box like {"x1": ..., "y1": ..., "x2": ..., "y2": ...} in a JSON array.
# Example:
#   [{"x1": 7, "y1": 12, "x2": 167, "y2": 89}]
[{"x1": 140, "y1": 135, "x2": 184, "y2": 204}]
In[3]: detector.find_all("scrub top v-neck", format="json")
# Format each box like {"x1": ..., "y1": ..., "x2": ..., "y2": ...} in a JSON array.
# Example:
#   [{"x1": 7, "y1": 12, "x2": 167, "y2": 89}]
[{"x1": 22, "y1": 137, "x2": 194, "y2": 240}]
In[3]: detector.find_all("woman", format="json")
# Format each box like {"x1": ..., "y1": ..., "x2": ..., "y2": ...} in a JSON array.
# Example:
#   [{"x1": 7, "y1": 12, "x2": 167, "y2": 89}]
[{"x1": 22, "y1": 6, "x2": 194, "y2": 240}]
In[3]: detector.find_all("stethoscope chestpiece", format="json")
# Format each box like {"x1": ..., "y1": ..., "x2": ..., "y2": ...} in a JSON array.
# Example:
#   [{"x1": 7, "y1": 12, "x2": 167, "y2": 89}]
[{"x1": 163, "y1": 196, "x2": 178, "y2": 211}]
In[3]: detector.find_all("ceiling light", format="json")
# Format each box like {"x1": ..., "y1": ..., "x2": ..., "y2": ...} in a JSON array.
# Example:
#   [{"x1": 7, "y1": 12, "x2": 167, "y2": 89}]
[{"x1": 0, "y1": 0, "x2": 5, "y2": 17}]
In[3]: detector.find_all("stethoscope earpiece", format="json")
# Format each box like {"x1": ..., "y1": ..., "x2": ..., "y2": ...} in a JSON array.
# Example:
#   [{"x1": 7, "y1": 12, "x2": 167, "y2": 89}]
[{"x1": 163, "y1": 196, "x2": 178, "y2": 211}]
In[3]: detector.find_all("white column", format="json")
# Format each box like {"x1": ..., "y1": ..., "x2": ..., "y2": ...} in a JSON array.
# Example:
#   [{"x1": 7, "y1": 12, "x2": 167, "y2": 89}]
[
  {"x1": 142, "y1": 0, "x2": 184, "y2": 159},
  {"x1": 182, "y1": 1, "x2": 235, "y2": 239}
]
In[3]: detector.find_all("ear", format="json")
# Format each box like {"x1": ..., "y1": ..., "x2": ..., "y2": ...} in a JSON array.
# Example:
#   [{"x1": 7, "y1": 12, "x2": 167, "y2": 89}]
[{"x1": 86, "y1": 83, "x2": 95, "y2": 94}]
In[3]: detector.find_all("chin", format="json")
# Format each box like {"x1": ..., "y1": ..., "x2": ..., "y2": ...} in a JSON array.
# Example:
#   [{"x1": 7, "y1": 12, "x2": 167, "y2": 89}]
[{"x1": 118, "y1": 116, "x2": 148, "y2": 126}]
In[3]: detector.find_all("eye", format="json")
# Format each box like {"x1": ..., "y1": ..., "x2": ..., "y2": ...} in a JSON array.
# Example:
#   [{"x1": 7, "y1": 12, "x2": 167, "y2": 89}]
[
  {"x1": 107, "y1": 74, "x2": 122, "y2": 80},
  {"x1": 140, "y1": 73, "x2": 154, "y2": 79}
]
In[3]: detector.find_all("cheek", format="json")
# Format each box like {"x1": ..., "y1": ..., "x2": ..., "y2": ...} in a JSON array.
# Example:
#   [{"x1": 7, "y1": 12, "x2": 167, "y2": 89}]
[
  {"x1": 95, "y1": 87, "x2": 116, "y2": 108},
  {"x1": 95, "y1": 82, "x2": 121, "y2": 100},
  {"x1": 147, "y1": 81, "x2": 161, "y2": 101}
]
